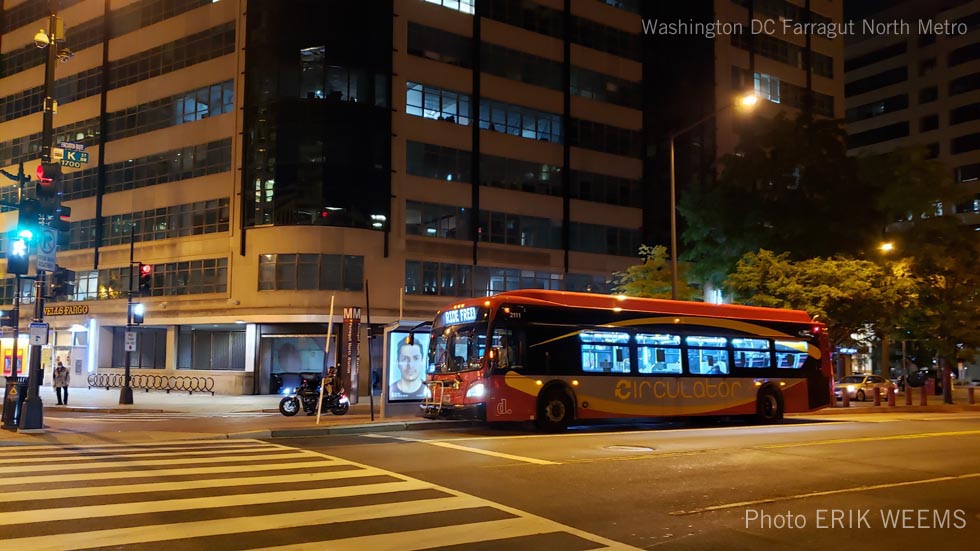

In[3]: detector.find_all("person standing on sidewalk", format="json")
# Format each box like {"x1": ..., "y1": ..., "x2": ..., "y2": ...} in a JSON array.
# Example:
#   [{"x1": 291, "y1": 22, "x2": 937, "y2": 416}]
[{"x1": 53, "y1": 359, "x2": 70, "y2": 405}]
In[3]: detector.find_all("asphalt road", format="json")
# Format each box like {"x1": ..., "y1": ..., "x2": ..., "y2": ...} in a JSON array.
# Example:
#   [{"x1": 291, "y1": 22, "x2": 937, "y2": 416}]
[{"x1": 284, "y1": 414, "x2": 980, "y2": 550}]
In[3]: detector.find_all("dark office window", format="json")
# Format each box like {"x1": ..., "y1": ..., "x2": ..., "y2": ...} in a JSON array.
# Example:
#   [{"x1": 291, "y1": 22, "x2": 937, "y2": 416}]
[
  {"x1": 844, "y1": 41, "x2": 908, "y2": 72},
  {"x1": 108, "y1": 23, "x2": 236, "y2": 89},
  {"x1": 845, "y1": 94, "x2": 908, "y2": 122},
  {"x1": 482, "y1": 43, "x2": 562, "y2": 91},
  {"x1": 258, "y1": 254, "x2": 364, "y2": 291},
  {"x1": 480, "y1": 154, "x2": 562, "y2": 196},
  {"x1": 406, "y1": 141, "x2": 472, "y2": 182},
  {"x1": 407, "y1": 23, "x2": 473, "y2": 68},
  {"x1": 925, "y1": 142, "x2": 940, "y2": 159},
  {"x1": 950, "y1": 72, "x2": 980, "y2": 96},
  {"x1": 951, "y1": 102, "x2": 980, "y2": 126},
  {"x1": 920, "y1": 114, "x2": 939, "y2": 132},
  {"x1": 949, "y1": 42, "x2": 980, "y2": 67},
  {"x1": 569, "y1": 222, "x2": 640, "y2": 256},
  {"x1": 845, "y1": 67, "x2": 908, "y2": 97},
  {"x1": 919, "y1": 58, "x2": 937, "y2": 76},
  {"x1": 568, "y1": 119, "x2": 642, "y2": 157},
  {"x1": 112, "y1": 327, "x2": 167, "y2": 369},
  {"x1": 571, "y1": 16, "x2": 642, "y2": 61},
  {"x1": 570, "y1": 66, "x2": 641, "y2": 108},
  {"x1": 920, "y1": 86, "x2": 939, "y2": 103},
  {"x1": 406, "y1": 201, "x2": 472, "y2": 240},
  {"x1": 848, "y1": 122, "x2": 909, "y2": 148},
  {"x1": 953, "y1": 132, "x2": 980, "y2": 154},
  {"x1": 486, "y1": 0, "x2": 564, "y2": 39},
  {"x1": 957, "y1": 163, "x2": 980, "y2": 183}
]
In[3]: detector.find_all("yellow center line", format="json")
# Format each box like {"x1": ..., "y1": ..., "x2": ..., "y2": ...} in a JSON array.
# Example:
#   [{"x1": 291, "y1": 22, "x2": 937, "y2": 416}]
[{"x1": 755, "y1": 429, "x2": 980, "y2": 449}]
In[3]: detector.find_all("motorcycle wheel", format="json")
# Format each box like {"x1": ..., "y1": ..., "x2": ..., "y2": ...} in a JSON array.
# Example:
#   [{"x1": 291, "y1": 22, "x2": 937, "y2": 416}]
[
  {"x1": 330, "y1": 401, "x2": 350, "y2": 416},
  {"x1": 279, "y1": 397, "x2": 300, "y2": 416}
]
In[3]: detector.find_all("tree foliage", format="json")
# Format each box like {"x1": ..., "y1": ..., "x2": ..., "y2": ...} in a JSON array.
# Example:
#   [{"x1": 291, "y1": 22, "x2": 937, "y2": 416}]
[
  {"x1": 898, "y1": 217, "x2": 980, "y2": 402},
  {"x1": 725, "y1": 250, "x2": 916, "y2": 349},
  {"x1": 611, "y1": 244, "x2": 698, "y2": 300},
  {"x1": 679, "y1": 113, "x2": 876, "y2": 284}
]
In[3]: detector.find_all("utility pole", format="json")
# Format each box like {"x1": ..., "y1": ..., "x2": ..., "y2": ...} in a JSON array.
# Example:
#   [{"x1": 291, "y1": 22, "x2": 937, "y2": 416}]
[
  {"x1": 120, "y1": 225, "x2": 136, "y2": 404},
  {"x1": 20, "y1": 4, "x2": 65, "y2": 431}
]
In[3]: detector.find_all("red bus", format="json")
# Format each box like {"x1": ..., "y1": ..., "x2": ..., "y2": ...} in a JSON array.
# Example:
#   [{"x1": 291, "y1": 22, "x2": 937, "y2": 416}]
[{"x1": 421, "y1": 290, "x2": 833, "y2": 431}]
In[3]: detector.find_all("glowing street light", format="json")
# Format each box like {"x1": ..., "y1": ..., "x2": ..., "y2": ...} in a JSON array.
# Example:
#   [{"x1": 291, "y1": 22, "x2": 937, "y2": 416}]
[{"x1": 669, "y1": 91, "x2": 760, "y2": 300}]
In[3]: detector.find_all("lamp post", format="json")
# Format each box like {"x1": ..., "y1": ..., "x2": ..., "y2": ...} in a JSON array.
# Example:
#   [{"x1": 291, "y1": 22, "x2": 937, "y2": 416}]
[
  {"x1": 668, "y1": 92, "x2": 759, "y2": 300},
  {"x1": 20, "y1": 4, "x2": 70, "y2": 431}
]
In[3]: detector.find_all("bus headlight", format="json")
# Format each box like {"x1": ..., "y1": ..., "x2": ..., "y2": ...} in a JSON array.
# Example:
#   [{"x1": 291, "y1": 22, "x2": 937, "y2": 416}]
[{"x1": 466, "y1": 383, "x2": 486, "y2": 398}]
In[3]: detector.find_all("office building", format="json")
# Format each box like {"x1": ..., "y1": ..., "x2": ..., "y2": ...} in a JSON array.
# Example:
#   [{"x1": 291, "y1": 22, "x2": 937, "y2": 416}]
[{"x1": 0, "y1": 0, "x2": 644, "y2": 396}]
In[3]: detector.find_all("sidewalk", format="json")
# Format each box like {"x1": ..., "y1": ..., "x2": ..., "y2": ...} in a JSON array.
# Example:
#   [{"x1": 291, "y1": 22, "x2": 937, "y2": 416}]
[
  {"x1": 1, "y1": 386, "x2": 471, "y2": 446},
  {"x1": 1, "y1": 385, "x2": 977, "y2": 446}
]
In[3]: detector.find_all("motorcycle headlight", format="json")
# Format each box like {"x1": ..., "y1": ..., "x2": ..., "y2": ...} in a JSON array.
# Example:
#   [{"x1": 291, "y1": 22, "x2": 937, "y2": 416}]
[
  {"x1": 466, "y1": 382, "x2": 486, "y2": 398},
  {"x1": 339, "y1": 396, "x2": 349, "y2": 404},
  {"x1": 281, "y1": 387, "x2": 292, "y2": 395}
]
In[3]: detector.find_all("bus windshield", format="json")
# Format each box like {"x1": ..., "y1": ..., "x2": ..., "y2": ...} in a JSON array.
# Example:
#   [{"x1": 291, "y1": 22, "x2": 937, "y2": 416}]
[{"x1": 429, "y1": 322, "x2": 488, "y2": 373}]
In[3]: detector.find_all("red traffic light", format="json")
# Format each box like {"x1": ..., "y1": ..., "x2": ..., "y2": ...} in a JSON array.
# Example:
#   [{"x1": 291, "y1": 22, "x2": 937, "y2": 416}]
[
  {"x1": 36, "y1": 162, "x2": 62, "y2": 182},
  {"x1": 140, "y1": 263, "x2": 153, "y2": 276}
]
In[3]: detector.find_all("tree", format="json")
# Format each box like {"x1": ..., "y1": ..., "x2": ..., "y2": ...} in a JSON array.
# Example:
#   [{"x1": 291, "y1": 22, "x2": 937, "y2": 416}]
[
  {"x1": 898, "y1": 217, "x2": 980, "y2": 404},
  {"x1": 680, "y1": 113, "x2": 877, "y2": 285},
  {"x1": 725, "y1": 250, "x2": 916, "y2": 351},
  {"x1": 611, "y1": 245, "x2": 698, "y2": 300}
]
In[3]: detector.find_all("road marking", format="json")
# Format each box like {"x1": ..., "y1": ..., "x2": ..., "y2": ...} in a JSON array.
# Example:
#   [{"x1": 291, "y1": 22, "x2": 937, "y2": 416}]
[
  {"x1": 0, "y1": 438, "x2": 637, "y2": 551},
  {"x1": 670, "y1": 472, "x2": 980, "y2": 515},
  {"x1": 755, "y1": 428, "x2": 980, "y2": 449},
  {"x1": 363, "y1": 434, "x2": 559, "y2": 465}
]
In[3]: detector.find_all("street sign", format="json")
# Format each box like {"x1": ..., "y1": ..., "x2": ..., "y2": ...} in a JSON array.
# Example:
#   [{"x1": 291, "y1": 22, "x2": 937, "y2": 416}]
[
  {"x1": 124, "y1": 331, "x2": 137, "y2": 352},
  {"x1": 51, "y1": 147, "x2": 64, "y2": 161},
  {"x1": 36, "y1": 227, "x2": 57, "y2": 272},
  {"x1": 58, "y1": 141, "x2": 85, "y2": 151},
  {"x1": 29, "y1": 322, "x2": 49, "y2": 346},
  {"x1": 60, "y1": 150, "x2": 89, "y2": 168}
]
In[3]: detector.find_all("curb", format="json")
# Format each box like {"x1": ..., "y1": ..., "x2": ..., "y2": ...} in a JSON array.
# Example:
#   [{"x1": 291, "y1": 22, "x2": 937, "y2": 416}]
[{"x1": 230, "y1": 419, "x2": 480, "y2": 439}]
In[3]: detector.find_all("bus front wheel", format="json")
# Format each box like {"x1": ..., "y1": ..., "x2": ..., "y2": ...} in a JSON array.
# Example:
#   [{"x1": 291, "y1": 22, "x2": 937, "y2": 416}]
[
  {"x1": 537, "y1": 388, "x2": 574, "y2": 432},
  {"x1": 756, "y1": 388, "x2": 784, "y2": 423}
]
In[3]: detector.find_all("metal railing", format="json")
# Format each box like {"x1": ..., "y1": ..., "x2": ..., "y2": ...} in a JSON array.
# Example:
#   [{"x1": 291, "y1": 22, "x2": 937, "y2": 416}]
[{"x1": 87, "y1": 373, "x2": 215, "y2": 395}]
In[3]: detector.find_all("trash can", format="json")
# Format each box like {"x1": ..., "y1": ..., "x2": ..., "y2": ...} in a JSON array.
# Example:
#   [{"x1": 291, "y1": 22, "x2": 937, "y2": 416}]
[{"x1": 2, "y1": 377, "x2": 29, "y2": 430}]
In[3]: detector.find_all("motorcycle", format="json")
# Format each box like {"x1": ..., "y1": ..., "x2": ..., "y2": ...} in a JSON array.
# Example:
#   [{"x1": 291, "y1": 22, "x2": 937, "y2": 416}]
[{"x1": 279, "y1": 368, "x2": 350, "y2": 416}]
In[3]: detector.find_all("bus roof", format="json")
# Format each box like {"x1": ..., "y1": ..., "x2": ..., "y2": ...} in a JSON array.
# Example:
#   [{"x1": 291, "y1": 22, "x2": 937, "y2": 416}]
[{"x1": 445, "y1": 290, "x2": 817, "y2": 325}]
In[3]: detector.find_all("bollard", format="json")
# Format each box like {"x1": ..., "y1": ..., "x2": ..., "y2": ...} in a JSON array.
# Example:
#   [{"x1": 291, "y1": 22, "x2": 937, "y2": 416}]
[
  {"x1": 905, "y1": 385, "x2": 913, "y2": 406},
  {"x1": 842, "y1": 389, "x2": 850, "y2": 408},
  {"x1": 873, "y1": 387, "x2": 881, "y2": 406},
  {"x1": 920, "y1": 384, "x2": 928, "y2": 406},
  {"x1": 888, "y1": 387, "x2": 896, "y2": 407},
  {"x1": 969, "y1": 387, "x2": 975, "y2": 405}
]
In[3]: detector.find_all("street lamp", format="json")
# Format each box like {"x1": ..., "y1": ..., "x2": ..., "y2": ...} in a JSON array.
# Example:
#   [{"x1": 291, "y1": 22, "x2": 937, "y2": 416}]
[
  {"x1": 668, "y1": 92, "x2": 759, "y2": 300},
  {"x1": 879, "y1": 241, "x2": 895, "y2": 253},
  {"x1": 20, "y1": 3, "x2": 70, "y2": 431}
]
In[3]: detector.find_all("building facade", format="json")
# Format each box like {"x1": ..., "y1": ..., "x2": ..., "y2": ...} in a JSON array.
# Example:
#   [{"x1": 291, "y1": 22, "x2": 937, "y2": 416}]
[
  {"x1": 643, "y1": 0, "x2": 844, "y2": 299},
  {"x1": 0, "y1": 0, "x2": 644, "y2": 396},
  {"x1": 845, "y1": 0, "x2": 980, "y2": 224}
]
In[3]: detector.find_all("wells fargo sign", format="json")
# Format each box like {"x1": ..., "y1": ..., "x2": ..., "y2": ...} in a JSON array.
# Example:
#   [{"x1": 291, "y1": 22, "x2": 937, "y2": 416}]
[{"x1": 43, "y1": 305, "x2": 90, "y2": 316}]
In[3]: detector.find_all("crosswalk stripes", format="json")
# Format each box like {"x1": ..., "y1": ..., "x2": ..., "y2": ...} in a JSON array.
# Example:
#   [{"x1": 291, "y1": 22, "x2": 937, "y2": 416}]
[{"x1": 0, "y1": 439, "x2": 639, "y2": 550}]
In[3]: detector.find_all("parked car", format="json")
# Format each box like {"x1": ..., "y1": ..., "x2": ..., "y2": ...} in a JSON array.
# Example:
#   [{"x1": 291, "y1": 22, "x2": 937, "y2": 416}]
[
  {"x1": 907, "y1": 368, "x2": 944, "y2": 394},
  {"x1": 834, "y1": 374, "x2": 895, "y2": 401}
]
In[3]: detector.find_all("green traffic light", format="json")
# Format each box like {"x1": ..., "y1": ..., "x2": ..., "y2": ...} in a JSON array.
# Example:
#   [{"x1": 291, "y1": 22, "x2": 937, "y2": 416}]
[{"x1": 17, "y1": 228, "x2": 33, "y2": 240}]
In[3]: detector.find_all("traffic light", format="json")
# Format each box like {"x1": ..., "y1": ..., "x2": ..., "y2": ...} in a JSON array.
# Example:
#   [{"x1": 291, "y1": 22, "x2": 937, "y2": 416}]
[
  {"x1": 131, "y1": 303, "x2": 145, "y2": 325},
  {"x1": 51, "y1": 204, "x2": 71, "y2": 232},
  {"x1": 6, "y1": 232, "x2": 31, "y2": 275},
  {"x1": 138, "y1": 263, "x2": 153, "y2": 296},
  {"x1": 35, "y1": 162, "x2": 63, "y2": 214},
  {"x1": 17, "y1": 198, "x2": 41, "y2": 234},
  {"x1": 48, "y1": 265, "x2": 75, "y2": 299}
]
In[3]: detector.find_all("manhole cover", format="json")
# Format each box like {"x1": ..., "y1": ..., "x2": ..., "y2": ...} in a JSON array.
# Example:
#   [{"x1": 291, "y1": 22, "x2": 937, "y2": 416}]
[{"x1": 604, "y1": 445, "x2": 654, "y2": 452}]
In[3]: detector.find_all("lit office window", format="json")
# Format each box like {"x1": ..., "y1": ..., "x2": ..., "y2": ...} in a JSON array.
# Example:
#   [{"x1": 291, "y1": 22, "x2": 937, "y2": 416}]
[
  {"x1": 754, "y1": 73, "x2": 781, "y2": 104},
  {"x1": 425, "y1": 0, "x2": 475, "y2": 15}
]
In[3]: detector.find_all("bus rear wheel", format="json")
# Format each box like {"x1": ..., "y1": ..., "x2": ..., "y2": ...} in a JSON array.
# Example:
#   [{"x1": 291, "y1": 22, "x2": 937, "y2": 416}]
[
  {"x1": 537, "y1": 389, "x2": 573, "y2": 432},
  {"x1": 756, "y1": 388, "x2": 784, "y2": 423}
]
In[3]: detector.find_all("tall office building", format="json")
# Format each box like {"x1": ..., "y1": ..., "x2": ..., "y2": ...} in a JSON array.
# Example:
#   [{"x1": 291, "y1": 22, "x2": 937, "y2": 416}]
[
  {"x1": 644, "y1": 0, "x2": 844, "y2": 299},
  {"x1": 0, "y1": 0, "x2": 644, "y2": 395},
  {"x1": 845, "y1": 0, "x2": 980, "y2": 224}
]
